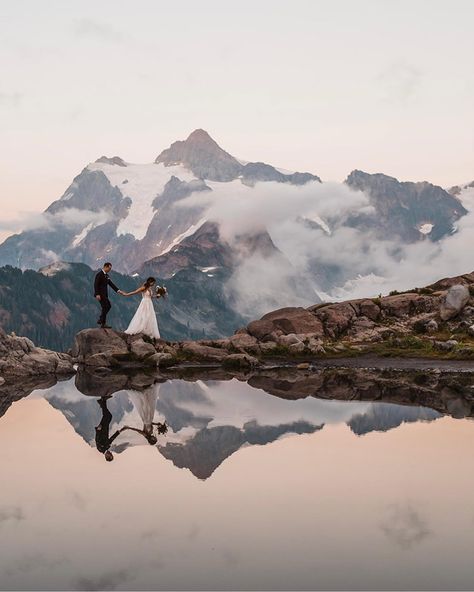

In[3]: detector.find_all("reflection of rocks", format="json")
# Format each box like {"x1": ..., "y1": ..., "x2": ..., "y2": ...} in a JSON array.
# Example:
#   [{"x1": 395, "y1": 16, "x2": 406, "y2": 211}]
[
  {"x1": 159, "y1": 420, "x2": 322, "y2": 480},
  {"x1": 75, "y1": 368, "x2": 163, "y2": 398},
  {"x1": 0, "y1": 375, "x2": 63, "y2": 420},
  {"x1": 247, "y1": 366, "x2": 474, "y2": 419},
  {"x1": 380, "y1": 503, "x2": 432, "y2": 549}
]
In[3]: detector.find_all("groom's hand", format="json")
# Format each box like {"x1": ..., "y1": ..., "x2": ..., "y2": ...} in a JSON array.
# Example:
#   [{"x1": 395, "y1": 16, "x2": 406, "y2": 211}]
[
  {"x1": 95, "y1": 295, "x2": 101, "y2": 301},
  {"x1": 118, "y1": 290, "x2": 124, "y2": 295}
]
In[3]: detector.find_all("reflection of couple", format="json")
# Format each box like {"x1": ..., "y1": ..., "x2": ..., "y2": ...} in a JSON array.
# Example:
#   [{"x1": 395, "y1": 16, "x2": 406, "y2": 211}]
[
  {"x1": 95, "y1": 386, "x2": 167, "y2": 462},
  {"x1": 94, "y1": 262, "x2": 167, "y2": 338}
]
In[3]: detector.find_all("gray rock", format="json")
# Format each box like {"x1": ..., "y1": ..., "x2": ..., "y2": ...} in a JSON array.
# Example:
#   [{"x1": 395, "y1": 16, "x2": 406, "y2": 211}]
[
  {"x1": 440, "y1": 284, "x2": 470, "y2": 320},
  {"x1": 289, "y1": 342, "x2": 305, "y2": 353},
  {"x1": 181, "y1": 341, "x2": 228, "y2": 361},
  {"x1": 434, "y1": 340, "x2": 457, "y2": 352},
  {"x1": 130, "y1": 339, "x2": 157, "y2": 359},
  {"x1": 229, "y1": 333, "x2": 259, "y2": 351},
  {"x1": 259, "y1": 342, "x2": 278, "y2": 353},
  {"x1": 308, "y1": 344, "x2": 326, "y2": 355},
  {"x1": 278, "y1": 333, "x2": 303, "y2": 346},
  {"x1": 222, "y1": 353, "x2": 261, "y2": 369},
  {"x1": 0, "y1": 328, "x2": 74, "y2": 376},
  {"x1": 425, "y1": 319, "x2": 439, "y2": 333},
  {"x1": 149, "y1": 352, "x2": 174, "y2": 367},
  {"x1": 468, "y1": 325, "x2": 474, "y2": 337},
  {"x1": 72, "y1": 328, "x2": 129, "y2": 361}
]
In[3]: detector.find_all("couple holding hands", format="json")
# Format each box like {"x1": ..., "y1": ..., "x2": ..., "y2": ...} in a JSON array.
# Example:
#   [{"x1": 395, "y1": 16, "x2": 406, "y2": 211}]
[{"x1": 94, "y1": 262, "x2": 166, "y2": 339}]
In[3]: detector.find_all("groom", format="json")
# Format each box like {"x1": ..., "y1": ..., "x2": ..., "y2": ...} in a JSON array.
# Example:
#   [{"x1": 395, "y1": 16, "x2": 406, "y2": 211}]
[{"x1": 94, "y1": 262, "x2": 124, "y2": 329}]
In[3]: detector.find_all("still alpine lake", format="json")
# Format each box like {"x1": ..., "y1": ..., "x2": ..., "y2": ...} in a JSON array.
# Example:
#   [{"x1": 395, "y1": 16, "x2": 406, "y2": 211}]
[{"x1": 1, "y1": 367, "x2": 474, "y2": 591}]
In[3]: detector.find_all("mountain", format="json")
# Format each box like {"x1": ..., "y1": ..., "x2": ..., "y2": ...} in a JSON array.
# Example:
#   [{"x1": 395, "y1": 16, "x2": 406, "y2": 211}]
[
  {"x1": 0, "y1": 130, "x2": 470, "y2": 320},
  {"x1": 0, "y1": 129, "x2": 319, "y2": 274},
  {"x1": 0, "y1": 262, "x2": 245, "y2": 351},
  {"x1": 345, "y1": 170, "x2": 467, "y2": 242}
]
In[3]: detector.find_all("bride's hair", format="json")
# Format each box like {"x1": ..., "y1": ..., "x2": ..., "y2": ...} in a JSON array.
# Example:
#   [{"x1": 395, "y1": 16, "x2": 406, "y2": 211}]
[{"x1": 143, "y1": 276, "x2": 156, "y2": 289}]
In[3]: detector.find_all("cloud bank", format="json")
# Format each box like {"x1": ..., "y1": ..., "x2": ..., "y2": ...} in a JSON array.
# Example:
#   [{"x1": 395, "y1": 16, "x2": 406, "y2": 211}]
[{"x1": 180, "y1": 180, "x2": 474, "y2": 316}]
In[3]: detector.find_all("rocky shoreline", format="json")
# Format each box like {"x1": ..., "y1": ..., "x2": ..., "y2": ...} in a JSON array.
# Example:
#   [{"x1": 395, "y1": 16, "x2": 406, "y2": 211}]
[
  {"x1": 2, "y1": 271, "x2": 474, "y2": 382},
  {"x1": 69, "y1": 270, "x2": 474, "y2": 372}
]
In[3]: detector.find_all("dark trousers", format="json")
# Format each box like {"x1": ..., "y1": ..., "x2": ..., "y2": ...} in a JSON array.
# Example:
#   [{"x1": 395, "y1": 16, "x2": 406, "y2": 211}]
[{"x1": 98, "y1": 297, "x2": 111, "y2": 326}]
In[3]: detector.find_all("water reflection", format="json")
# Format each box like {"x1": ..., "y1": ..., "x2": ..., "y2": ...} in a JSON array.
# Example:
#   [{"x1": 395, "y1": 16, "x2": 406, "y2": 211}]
[
  {"x1": 36, "y1": 367, "x2": 452, "y2": 479},
  {"x1": 1, "y1": 367, "x2": 474, "y2": 590}
]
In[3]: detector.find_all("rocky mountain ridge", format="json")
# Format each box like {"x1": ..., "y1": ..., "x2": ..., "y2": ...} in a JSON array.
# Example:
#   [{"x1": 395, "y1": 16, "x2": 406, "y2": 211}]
[{"x1": 0, "y1": 130, "x2": 468, "y2": 309}]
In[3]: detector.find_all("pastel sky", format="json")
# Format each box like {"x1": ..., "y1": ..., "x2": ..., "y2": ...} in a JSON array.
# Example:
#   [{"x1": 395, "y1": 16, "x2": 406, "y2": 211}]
[{"x1": 1, "y1": 0, "x2": 473, "y2": 229}]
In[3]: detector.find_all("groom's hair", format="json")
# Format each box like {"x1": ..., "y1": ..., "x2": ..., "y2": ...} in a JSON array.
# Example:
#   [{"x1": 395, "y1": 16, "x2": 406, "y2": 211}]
[{"x1": 103, "y1": 262, "x2": 112, "y2": 268}]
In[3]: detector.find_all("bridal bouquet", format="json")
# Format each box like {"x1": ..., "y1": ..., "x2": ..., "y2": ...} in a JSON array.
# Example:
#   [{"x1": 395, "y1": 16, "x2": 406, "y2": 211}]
[{"x1": 155, "y1": 285, "x2": 168, "y2": 298}]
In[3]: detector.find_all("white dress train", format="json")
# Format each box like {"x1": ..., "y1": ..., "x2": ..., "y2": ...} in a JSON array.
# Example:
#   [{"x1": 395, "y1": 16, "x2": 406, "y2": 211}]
[{"x1": 124, "y1": 288, "x2": 160, "y2": 339}]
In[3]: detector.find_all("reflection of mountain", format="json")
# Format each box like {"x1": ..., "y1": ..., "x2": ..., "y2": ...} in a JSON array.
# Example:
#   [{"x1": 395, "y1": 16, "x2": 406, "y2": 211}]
[
  {"x1": 158, "y1": 420, "x2": 322, "y2": 480},
  {"x1": 31, "y1": 371, "x2": 458, "y2": 480},
  {"x1": 46, "y1": 390, "x2": 133, "y2": 444},
  {"x1": 348, "y1": 403, "x2": 441, "y2": 435}
]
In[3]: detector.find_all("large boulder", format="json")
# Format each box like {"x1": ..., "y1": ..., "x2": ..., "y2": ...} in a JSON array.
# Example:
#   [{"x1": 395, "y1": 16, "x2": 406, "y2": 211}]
[
  {"x1": 440, "y1": 284, "x2": 470, "y2": 321},
  {"x1": 380, "y1": 293, "x2": 434, "y2": 318},
  {"x1": 72, "y1": 328, "x2": 129, "y2": 360},
  {"x1": 247, "y1": 307, "x2": 324, "y2": 339},
  {"x1": 311, "y1": 302, "x2": 357, "y2": 338},
  {"x1": 228, "y1": 333, "x2": 259, "y2": 351},
  {"x1": 181, "y1": 341, "x2": 228, "y2": 362},
  {"x1": 72, "y1": 329, "x2": 160, "y2": 367}
]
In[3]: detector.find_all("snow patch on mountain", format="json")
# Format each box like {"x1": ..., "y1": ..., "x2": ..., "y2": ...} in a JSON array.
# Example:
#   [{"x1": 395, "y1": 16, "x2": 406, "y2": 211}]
[
  {"x1": 159, "y1": 218, "x2": 208, "y2": 255},
  {"x1": 88, "y1": 161, "x2": 195, "y2": 240},
  {"x1": 39, "y1": 261, "x2": 72, "y2": 277},
  {"x1": 71, "y1": 222, "x2": 95, "y2": 247},
  {"x1": 418, "y1": 223, "x2": 433, "y2": 235}
]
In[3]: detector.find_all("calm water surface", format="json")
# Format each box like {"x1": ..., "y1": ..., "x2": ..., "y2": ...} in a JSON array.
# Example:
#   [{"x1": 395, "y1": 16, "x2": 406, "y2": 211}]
[{"x1": 1, "y1": 373, "x2": 474, "y2": 590}]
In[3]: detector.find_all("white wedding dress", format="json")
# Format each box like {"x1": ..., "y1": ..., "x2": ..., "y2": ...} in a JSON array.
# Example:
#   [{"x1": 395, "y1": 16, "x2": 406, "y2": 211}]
[
  {"x1": 128, "y1": 384, "x2": 160, "y2": 434},
  {"x1": 125, "y1": 288, "x2": 160, "y2": 339}
]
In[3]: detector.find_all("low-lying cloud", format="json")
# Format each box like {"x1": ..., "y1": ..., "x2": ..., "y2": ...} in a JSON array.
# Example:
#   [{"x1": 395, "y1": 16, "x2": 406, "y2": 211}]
[
  {"x1": 0, "y1": 208, "x2": 110, "y2": 234},
  {"x1": 180, "y1": 180, "x2": 474, "y2": 316}
]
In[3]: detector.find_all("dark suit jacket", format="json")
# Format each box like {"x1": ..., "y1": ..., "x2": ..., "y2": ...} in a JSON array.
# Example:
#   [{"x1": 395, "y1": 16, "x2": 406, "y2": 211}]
[{"x1": 94, "y1": 270, "x2": 119, "y2": 298}]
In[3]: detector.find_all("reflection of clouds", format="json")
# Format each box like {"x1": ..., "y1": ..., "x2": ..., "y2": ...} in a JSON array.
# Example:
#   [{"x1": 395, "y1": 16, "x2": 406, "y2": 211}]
[
  {"x1": 5, "y1": 553, "x2": 65, "y2": 576},
  {"x1": 72, "y1": 18, "x2": 126, "y2": 43},
  {"x1": 380, "y1": 503, "x2": 432, "y2": 549},
  {"x1": 221, "y1": 547, "x2": 240, "y2": 567},
  {"x1": 187, "y1": 523, "x2": 200, "y2": 541},
  {"x1": 67, "y1": 491, "x2": 87, "y2": 511},
  {"x1": 74, "y1": 568, "x2": 134, "y2": 591},
  {"x1": 0, "y1": 505, "x2": 24, "y2": 524},
  {"x1": 141, "y1": 528, "x2": 162, "y2": 541}
]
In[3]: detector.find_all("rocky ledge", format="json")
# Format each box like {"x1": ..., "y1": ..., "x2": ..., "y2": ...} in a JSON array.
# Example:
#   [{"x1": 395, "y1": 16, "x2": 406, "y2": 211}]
[
  {"x1": 5, "y1": 271, "x2": 474, "y2": 378},
  {"x1": 70, "y1": 271, "x2": 474, "y2": 369},
  {"x1": 236, "y1": 271, "x2": 474, "y2": 360},
  {"x1": 72, "y1": 328, "x2": 262, "y2": 370},
  {"x1": 0, "y1": 328, "x2": 74, "y2": 379}
]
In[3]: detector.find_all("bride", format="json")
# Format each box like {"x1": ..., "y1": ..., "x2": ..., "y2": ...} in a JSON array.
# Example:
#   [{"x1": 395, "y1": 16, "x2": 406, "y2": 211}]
[{"x1": 122, "y1": 277, "x2": 163, "y2": 339}]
